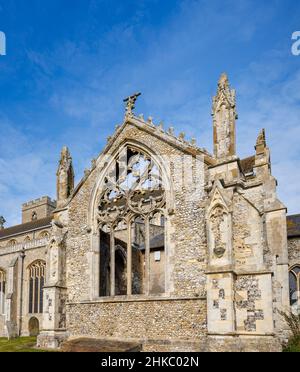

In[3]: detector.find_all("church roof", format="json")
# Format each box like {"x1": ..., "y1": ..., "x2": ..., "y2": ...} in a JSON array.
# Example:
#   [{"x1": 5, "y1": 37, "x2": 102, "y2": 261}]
[
  {"x1": 240, "y1": 155, "x2": 255, "y2": 175},
  {"x1": 0, "y1": 216, "x2": 52, "y2": 240},
  {"x1": 287, "y1": 214, "x2": 300, "y2": 238}
]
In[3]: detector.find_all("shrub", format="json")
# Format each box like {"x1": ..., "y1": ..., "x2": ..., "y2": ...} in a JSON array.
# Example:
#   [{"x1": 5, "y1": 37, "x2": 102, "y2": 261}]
[{"x1": 279, "y1": 310, "x2": 300, "y2": 352}]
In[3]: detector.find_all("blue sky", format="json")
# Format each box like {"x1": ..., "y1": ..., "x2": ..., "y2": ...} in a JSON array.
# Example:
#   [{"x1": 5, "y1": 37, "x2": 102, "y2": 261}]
[{"x1": 0, "y1": 0, "x2": 300, "y2": 225}]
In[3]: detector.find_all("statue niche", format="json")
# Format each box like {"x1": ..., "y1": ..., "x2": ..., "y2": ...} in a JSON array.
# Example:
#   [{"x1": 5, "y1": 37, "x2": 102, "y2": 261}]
[{"x1": 209, "y1": 205, "x2": 228, "y2": 259}]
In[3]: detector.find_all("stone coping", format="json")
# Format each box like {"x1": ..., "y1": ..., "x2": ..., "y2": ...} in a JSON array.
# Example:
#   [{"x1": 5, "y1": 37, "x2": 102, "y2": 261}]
[
  {"x1": 207, "y1": 332, "x2": 275, "y2": 337},
  {"x1": 67, "y1": 295, "x2": 206, "y2": 305},
  {"x1": 206, "y1": 268, "x2": 273, "y2": 276}
]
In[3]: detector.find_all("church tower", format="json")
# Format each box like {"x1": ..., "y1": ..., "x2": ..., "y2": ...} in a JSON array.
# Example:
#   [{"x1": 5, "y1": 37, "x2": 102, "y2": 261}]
[
  {"x1": 212, "y1": 73, "x2": 238, "y2": 161},
  {"x1": 56, "y1": 146, "x2": 74, "y2": 208}
]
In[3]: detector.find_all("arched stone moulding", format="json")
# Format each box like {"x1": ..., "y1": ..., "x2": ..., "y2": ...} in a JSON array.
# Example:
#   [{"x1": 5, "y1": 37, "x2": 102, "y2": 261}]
[{"x1": 88, "y1": 140, "x2": 175, "y2": 299}]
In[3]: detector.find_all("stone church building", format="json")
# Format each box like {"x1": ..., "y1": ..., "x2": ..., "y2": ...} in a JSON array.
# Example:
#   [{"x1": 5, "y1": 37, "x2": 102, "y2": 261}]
[{"x1": 0, "y1": 74, "x2": 299, "y2": 352}]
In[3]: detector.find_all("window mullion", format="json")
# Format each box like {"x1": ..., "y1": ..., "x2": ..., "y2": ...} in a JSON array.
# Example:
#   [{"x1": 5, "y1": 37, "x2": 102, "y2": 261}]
[
  {"x1": 145, "y1": 217, "x2": 150, "y2": 295},
  {"x1": 110, "y1": 230, "x2": 115, "y2": 297},
  {"x1": 127, "y1": 221, "x2": 132, "y2": 296}
]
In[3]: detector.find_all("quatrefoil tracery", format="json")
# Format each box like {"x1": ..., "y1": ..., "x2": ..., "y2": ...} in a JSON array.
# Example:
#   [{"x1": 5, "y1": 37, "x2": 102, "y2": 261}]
[{"x1": 97, "y1": 148, "x2": 166, "y2": 227}]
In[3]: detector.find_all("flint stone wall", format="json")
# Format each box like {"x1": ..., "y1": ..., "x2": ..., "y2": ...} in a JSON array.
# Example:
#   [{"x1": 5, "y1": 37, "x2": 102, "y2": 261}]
[
  {"x1": 66, "y1": 298, "x2": 207, "y2": 342},
  {"x1": 288, "y1": 237, "x2": 300, "y2": 267},
  {"x1": 66, "y1": 123, "x2": 208, "y2": 304}
]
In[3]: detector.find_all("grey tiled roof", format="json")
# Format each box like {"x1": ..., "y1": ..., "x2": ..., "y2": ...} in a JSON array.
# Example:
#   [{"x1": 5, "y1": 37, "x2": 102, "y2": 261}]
[
  {"x1": 240, "y1": 155, "x2": 255, "y2": 174},
  {"x1": 287, "y1": 214, "x2": 300, "y2": 238},
  {"x1": 0, "y1": 217, "x2": 52, "y2": 240}
]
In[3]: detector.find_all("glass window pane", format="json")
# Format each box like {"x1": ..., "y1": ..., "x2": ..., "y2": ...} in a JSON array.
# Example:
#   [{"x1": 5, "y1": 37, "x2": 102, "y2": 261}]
[
  {"x1": 40, "y1": 276, "x2": 44, "y2": 313},
  {"x1": 29, "y1": 277, "x2": 33, "y2": 314},
  {"x1": 34, "y1": 277, "x2": 39, "y2": 313},
  {"x1": 28, "y1": 261, "x2": 46, "y2": 314},
  {"x1": 289, "y1": 272, "x2": 298, "y2": 306},
  {"x1": 292, "y1": 266, "x2": 300, "y2": 275}
]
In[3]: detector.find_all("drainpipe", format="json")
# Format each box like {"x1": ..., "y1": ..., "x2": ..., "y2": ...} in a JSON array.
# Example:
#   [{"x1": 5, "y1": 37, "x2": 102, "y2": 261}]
[{"x1": 19, "y1": 247, "x2": 25, "y2": 336}]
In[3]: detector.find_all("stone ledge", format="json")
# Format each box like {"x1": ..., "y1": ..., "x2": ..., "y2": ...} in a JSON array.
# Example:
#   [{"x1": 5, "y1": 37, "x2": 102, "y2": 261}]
[
  {"x1": 60, "y1": 337, "x2": 142, "y2": 352},
  {"x1": 207, "y1": 332, "x2": 275, "y2": 337},
  {"x1": 206, "y1": 268, "x2": 273, "y2": 276},
  {"x1": 67, "y1": 295, "x2": 206, "y2": 305}
]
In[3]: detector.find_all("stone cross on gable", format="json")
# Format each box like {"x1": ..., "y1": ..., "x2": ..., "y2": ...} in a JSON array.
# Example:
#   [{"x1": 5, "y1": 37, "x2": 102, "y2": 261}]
[
  {"x1": 123, "y1": 92, "x2": 141, "y2": 117},
  {"x1": 0, "y1": 216, "x2": 6, "y2": 230}
]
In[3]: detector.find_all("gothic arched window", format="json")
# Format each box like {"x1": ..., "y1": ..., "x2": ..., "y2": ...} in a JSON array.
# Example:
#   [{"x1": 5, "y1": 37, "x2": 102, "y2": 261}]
[
  {"x1": 38, "y1": 231, "x2": 50, "y2": 239},
  {"x1": 0, "y1": 269, "x2": 6, "y2": 314},
  {"x1": 289, "y1": 265, "x2": 300, "y2": 308},
  {"x1": 97, "y1": 146, "x2": 166, "y2": 297},
  {"x1": 7, "y1": 239, "x2": 17, "y2": 247},
  {"x1": 28, "y1": 260, "x2": 45, "y2": 314}
]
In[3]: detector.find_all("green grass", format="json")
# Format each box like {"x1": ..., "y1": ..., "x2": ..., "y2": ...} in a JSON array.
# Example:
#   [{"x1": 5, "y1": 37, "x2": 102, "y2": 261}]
[
  {"x1": 0, "y1": 337, "x2": 49, "y2": 352},
  {"x1": 283, "y1": 336, "x2": 300, "y2": 353}
]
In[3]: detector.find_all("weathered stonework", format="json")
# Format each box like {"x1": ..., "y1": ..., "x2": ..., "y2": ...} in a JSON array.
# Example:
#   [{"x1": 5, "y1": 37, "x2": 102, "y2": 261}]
[
  {"x1": 67, "y1": 298, "x2": 207, "y2": 341},
  {"x1": 288, "y1": 237, "x2": 300, "y2": 267},
  {"x1": 0, "y1": 74, "x2": 297, "y2": 352}
]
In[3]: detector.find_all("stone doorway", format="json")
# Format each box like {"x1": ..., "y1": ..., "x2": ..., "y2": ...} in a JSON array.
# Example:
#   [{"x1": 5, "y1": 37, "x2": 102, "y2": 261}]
[{"x1": 28, "y1": 317, "x2": 39, "y2": 336}]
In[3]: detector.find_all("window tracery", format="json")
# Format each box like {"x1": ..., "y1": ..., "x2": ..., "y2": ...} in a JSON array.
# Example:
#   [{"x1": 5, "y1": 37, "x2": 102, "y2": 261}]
[
  {"x1": 28, "y1": 260, "x2": 45, "y2": 314},
  {"x1": 0, "y1": 270, "x2": 6, "y2": 315},
  {"x1": 289, "y1": 265, "x2": 300, "y2": 309},
  {"x1": 97, "y1": 147, "x2": 166, "y2": 297}
]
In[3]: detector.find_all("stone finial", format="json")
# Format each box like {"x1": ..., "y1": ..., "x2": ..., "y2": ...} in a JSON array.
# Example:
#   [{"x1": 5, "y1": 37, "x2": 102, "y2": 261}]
[
  {"x1": 178, "y1": 132, "x2": 185, "y2": 141},
  {"x1": 167, "y1": 127, "x2": 174, "y2": 136},
  {"x1": 123, "y1": 92, "x2": 141, "y2": 117},
  {"x1": 191, "y1": 138, "x2": 197, "y2": 146},
  {"x1": 255, "y1": 129, "x2": 267, "y2": 155},
  {"x1": 158, "y1": 121, "x2": 164, "y2": 131},
  {"x1": 147, "y1": 116, "x2": 154, "y2": 126},
  {"x1": 256, "y1": 128, "x2": 266, "y2": 147},
  {"x1": 212, "y1": 73, "x2": 237, "y2": 116},
  {"x1": 138, "y1": 114, "x2": 144, "y2": 120},
  {"x1": 57, "y1": 146, "x2": 74, "y2": 207},
  {"x1": 255, "y1": 128, "x2": 271, "y2": 178},
  {"x1": 0, "y1": 216, "x2": 6, "y2": 230},
  {"x1": 218, "y1": 73, "x2": 229, "y2": 89},
  {"x1": 212, "y1": 73, "x2": 237, "y2": 160}
]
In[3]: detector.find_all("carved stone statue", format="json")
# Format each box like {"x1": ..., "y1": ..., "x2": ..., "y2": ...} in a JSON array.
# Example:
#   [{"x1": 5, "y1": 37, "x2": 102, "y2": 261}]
[
  {"x1": 123, "y1": 92, "x2": 141, "y2": 117},
  {"x1": 210, "y1": 206, "x2": 226, "y2": 258}
]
